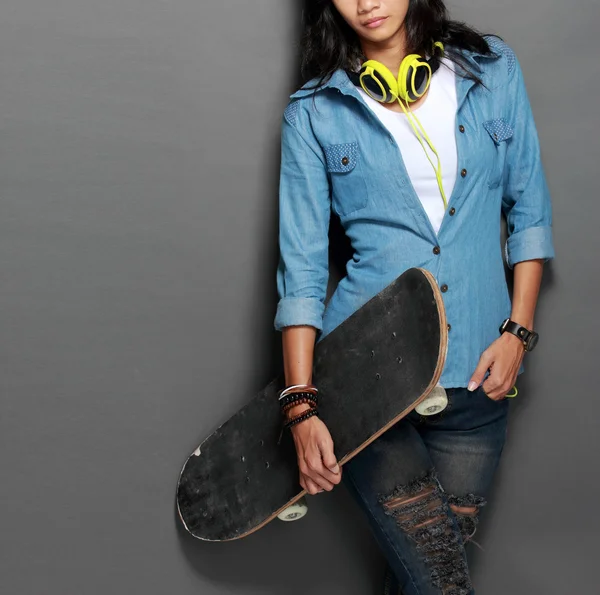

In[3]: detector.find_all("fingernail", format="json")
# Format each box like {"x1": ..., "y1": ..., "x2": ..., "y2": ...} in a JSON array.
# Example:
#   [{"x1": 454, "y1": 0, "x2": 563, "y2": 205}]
[
  {"x1": 329, "y1": 465, "x2": 339, "y2": 473},
  {"x1": 468, "y1": 381, "x2": 477, "y2": 391}
]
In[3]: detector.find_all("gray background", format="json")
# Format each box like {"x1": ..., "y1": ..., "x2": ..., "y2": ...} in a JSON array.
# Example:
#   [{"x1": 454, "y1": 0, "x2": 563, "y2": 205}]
[{"x1": 1, "y1": 0, "x2": 597, "y2": 593}]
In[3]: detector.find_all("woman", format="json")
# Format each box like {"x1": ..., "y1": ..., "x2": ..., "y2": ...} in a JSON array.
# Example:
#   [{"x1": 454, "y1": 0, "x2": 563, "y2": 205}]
[{"x1": 273, "y1": 1, "x2": 554, "y2": 593}]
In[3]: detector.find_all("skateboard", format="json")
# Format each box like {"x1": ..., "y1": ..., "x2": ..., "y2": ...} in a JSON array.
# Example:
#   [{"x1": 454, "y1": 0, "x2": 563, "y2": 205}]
[{"x1": 176, "y1": 267, "x2": 447, "y2": 541}]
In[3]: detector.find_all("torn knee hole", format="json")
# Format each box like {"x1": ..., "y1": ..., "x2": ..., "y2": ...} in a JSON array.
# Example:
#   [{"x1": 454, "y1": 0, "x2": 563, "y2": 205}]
[{"x1": 377, "y1": 471, "x2": 473, "y2": 595}]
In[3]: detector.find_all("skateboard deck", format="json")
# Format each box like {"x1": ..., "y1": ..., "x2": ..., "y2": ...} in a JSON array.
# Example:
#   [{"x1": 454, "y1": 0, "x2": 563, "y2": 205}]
[{"x1": 176, "y1": 267, "x2": 447, "y2": 541}]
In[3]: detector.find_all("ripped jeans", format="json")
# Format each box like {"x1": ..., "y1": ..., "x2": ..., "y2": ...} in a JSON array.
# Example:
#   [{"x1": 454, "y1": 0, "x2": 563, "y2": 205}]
[{"x1": 342, "y1": 386, "x2": 509, "y2": 595}]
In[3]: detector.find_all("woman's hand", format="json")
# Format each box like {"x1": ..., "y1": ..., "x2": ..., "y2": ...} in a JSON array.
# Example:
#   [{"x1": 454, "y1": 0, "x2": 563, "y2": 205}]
[
  {"x1": 469, "y1": 259, "x2": 543, "y2": 400},
  {"x1": 468, "y1": 332, "x2": 526, "y2": 400},
  {"x1": 287, "y1": 404, "x2": 342, "y2": 495}
]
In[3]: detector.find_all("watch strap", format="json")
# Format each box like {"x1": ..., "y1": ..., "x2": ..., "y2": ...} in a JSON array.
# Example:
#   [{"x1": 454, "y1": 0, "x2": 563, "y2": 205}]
[
  {"x1": 500, "y1": 318, "x2": 538, "y2": 351},
  {"x1": 502, "y1": 319, "x2": 531, "y2": 341}
]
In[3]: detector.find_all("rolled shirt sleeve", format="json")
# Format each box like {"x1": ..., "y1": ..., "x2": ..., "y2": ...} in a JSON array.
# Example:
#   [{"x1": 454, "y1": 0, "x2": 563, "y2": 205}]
[
  {"x1": 501, "y1": 47, "x2": 555, "y2": 269},
  {"x1": 273, "y1": 102, "x2": 331, "y2": 333}
]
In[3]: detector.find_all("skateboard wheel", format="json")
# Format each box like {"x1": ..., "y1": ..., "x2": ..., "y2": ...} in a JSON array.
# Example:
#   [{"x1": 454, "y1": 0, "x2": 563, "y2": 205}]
[
  {"x1": 277, "y1": 497, "x2": 308, "y2": 522},
  {"x1": 415, "y1": 384, "x2": 448, "y2": 416}
]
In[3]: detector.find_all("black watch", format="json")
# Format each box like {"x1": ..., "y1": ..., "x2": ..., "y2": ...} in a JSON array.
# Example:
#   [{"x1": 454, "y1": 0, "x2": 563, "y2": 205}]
[{"x1": 499, "y1": 318, "x2": 539, "y2": 352}]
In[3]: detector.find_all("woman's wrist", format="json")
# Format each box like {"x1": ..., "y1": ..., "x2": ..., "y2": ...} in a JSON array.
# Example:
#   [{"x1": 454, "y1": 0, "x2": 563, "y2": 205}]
[{"x1": 509, "y1": 314, "x2": 534, "y2": 330}]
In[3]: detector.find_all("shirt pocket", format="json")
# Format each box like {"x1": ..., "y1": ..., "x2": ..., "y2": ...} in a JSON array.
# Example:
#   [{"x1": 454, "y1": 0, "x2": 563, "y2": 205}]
[
  {"x1": 323, "y1": 141, "x2": 370, "y2": 216},
  {"x1": 482, "y1": 118, "x2": 514, "y2": 189}
]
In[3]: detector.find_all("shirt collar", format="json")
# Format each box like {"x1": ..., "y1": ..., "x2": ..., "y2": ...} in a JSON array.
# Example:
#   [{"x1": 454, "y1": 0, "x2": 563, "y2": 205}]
[
  {"x1": 289, "y1": 68, "x2": 354, "y2": 99},
  {"x1": 289, "y1": 46, "x2": 498, "y2": 100}
]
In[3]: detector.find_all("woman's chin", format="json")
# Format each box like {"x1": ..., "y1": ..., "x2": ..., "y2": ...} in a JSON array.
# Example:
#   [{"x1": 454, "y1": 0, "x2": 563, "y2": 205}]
[{"x1": 357, "y1": 22, "x2": 403, "y2": 45}]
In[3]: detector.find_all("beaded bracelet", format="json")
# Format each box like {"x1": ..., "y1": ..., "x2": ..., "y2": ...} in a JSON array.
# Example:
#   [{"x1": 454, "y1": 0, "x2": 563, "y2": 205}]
[
  {"x1": 281, "y1": 397, "x2": 317, "y2": 415},
  {"x1": 279, "y1": 391, "x2": 318, "y2": 411},
  {"x1": 285, "y1": 407, "x2": 319, "y2": 429}
]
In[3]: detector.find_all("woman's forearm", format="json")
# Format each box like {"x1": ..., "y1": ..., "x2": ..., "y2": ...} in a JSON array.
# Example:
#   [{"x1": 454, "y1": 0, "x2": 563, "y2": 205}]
[
  {"x1": 282, "y1": 325, "x2": 317, "y2": 384},
  {"x1": 510, "y1": 259, "x2": 544, "y2": 329},
  {"x1": 281, "y1": 325, "x2": 318, "y2": 417}
]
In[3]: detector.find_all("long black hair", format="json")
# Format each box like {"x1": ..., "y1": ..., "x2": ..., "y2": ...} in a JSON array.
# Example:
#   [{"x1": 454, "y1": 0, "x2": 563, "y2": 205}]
[{"x1": 299, "y1": 0, "x2": 494, "y2": 89}]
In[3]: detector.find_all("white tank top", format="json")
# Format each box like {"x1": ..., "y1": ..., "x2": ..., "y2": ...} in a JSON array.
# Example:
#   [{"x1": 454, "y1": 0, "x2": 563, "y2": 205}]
[{"x1": 357, "y1": 58, "x2": 458, "y2": 235}]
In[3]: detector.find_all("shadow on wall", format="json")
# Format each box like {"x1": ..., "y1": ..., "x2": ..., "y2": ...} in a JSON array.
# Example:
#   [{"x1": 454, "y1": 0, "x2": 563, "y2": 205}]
[{"x1": 173, "y1": 1, "x2": 363, "y2": 592}]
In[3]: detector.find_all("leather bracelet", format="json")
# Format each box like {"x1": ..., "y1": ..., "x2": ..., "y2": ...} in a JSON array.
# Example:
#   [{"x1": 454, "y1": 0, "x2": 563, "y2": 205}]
[{"x1": 278, "y1": 384, "x2": 318, "y2": 401}]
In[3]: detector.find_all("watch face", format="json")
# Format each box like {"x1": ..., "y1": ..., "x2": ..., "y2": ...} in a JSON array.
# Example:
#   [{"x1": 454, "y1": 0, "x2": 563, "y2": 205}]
[{"x1": 526, "y1": 332, "x2": 539, "y2": 351}]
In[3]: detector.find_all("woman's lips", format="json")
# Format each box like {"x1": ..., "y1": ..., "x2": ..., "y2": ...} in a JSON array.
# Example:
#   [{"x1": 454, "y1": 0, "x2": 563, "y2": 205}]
[{"x1": 363, "y1": 16, "x2": 388, "y2": 28}]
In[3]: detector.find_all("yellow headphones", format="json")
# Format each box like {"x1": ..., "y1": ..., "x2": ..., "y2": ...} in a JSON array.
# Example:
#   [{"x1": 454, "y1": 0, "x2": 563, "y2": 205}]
[
  {"x1": 358, "y1": 41, "x2": 445, "y2": 104},
  {"x1": 354, "y1": 42, "x2": 449, "y2": 209}
]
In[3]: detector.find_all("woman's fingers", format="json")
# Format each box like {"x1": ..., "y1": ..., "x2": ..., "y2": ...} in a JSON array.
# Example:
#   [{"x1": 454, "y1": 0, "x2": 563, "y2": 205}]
[
  {"x1": 478, "y1": 335, "x2": 525, "y2": 400},
  {"x1": 303, "y1": 470, "x2": 334, "y2": 494},
  {"x1": 304, "y1": 476, "x2": 322, "y2": 495},
  {"x1": 317, "y1": 452, "x2": 342, "y2": 485},
  {"x1": 306, "y1": 431, "x2": 342, "y2": 489},
  {"x1": 320, "y1": 440, "x2": 342, "y2": 478},
  {"x1": 305, "y1": 459, "x2": 336, "y2": 491},
  {"x1": 298, "y1": 453, "x2": 334, "y2": 492},
  {"x1": 468, "y1": 348, "x2": 493, "y2": 391},
  {"x1": 301, "y1": 449, "x2": 341, "y2": 493},
  {"x1": 482, "y1": 361, "x2": 516, "y2": 400}
]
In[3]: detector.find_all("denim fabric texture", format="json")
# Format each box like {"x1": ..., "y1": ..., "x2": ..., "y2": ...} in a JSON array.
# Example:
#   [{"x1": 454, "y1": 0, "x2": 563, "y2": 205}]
[{"x1": 273, "y1": 38, "x2": 555, "y2": 388}]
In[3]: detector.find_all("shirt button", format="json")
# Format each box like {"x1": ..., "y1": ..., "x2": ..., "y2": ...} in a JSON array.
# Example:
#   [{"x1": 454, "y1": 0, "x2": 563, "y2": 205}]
[
  {"x1": 459, "y1": 125, "x2": 465, "y2": 133},
  {"x1": 449, "y1": 207, "x2": 456, "y2": 216},
  {"x1": 447, "y1": 323, "x2": 452, "y2": 331},
  {"x1": 341, "y1": 156, "x2": 349, "y2": 166},
  {"x1": 441, "y1": 284, "x2": 448, "y2": 293},
  {"x1": 461, "y1": 168, "x2": 467, "y2": 178},
  {"x1": 433, "y1": 246, "x2": 440, "y2": 255}
]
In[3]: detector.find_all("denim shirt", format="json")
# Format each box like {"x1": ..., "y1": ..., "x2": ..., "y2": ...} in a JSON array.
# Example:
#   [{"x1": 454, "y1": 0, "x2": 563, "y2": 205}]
[{"x1": 273, "y1": 38, "x2": 555, "y2": 388}]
